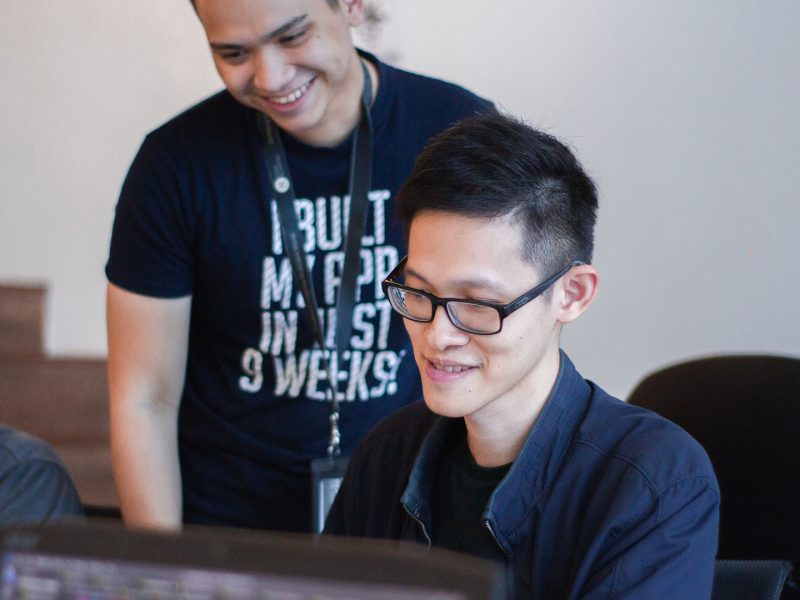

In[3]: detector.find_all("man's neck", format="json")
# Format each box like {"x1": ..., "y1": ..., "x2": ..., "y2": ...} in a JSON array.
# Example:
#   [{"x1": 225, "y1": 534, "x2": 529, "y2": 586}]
[{"x1": 464, "y1": 350, "x2": 562, "y2": 468}]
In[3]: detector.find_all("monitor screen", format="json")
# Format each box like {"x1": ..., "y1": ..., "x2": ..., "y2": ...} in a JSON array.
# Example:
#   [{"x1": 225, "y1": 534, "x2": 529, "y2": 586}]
[{"x1": 1, "y1": 522, "x2": 506, "y2": 600}]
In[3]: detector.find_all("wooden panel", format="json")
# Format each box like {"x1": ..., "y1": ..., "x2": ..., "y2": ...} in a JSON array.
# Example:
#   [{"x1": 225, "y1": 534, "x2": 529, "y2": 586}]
[
  {"x1": 0, "y1": 357, "x2": 116, "y2": 508},
  {"x1": 0, "y1": 285, "x2": 45, "y2": 357},
  {"x1": 57, "y1": 442, "x2": 118, "y2": 508},
  {"x1": 0, "y1": 358, "x2": 108, "y2": 441}
]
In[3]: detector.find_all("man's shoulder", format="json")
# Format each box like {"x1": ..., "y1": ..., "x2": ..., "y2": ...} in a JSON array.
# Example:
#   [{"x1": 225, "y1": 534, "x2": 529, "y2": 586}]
[
  {"x1": 0, "y1": 425, "x2": 83, "y2": 522},
  {"x1": 144, "y1": 90, "x2": 249, "y2": 147},
  {"x1": 124, "y1": 90, "x2": 255, "y2": 176},
  {"x1": 576, "y1": 385, "x2": 718, "y2": 493},
  {"x1": 383, "y1": 62, "x2": 484, "y2": 99},
  {"x1": 376, "y1": 57, "x2": 495, "y2": 120},
  {"x1": 0, "y1": 425, "x2": 62, "y2": 468}
]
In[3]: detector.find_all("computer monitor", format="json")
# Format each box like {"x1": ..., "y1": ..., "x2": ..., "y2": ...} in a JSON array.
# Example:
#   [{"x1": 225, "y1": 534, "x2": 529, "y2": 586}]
[{"x1": 0, "y1": 522, "x2": 506, "y2": 600}]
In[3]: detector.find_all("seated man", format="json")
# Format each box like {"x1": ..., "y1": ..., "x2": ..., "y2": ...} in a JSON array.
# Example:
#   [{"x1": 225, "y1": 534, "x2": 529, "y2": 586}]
[
  {"x1": 325, "y1": 113, "x2": 720, "y2": 598},
  {"x1": 0, "y1": 424, "x2": 83, "y2": 524}
]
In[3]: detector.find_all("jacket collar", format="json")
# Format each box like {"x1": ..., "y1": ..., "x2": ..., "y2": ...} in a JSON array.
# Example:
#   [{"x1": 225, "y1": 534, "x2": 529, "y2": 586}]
[
  {"x1": 400, "y1": 411, "x2": 453, "y2": 537},
  {"x1": 400, "y1": 350, "x2": 592, "y2": 553}
]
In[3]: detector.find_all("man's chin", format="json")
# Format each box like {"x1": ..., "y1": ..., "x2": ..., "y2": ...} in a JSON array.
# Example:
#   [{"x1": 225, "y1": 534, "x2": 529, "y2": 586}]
[{"x1": 422, "y1": 391, "x2": 472, "y2": 419}]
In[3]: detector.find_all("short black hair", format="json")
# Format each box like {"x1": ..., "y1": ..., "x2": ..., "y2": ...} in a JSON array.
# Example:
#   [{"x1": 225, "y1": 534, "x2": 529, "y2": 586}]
[{"x1": 396, "y1": 112, "x2": 598, "y2": 276}]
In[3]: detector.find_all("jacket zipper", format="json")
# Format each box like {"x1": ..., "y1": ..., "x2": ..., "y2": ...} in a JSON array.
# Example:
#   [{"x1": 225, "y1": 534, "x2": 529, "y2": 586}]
[
  {"x1": 403, "y1": 504, "x2": 432, "y2": 547},
  {"x1": 484, "y1": 520, "x2": 508, "y2": 558}
]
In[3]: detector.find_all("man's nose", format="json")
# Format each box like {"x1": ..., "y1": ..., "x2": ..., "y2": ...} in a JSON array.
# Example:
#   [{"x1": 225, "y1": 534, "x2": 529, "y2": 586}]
[
  {"x1": 424, "y1": 306, "x2": 469, "y2": 351},
  {"x1": 252, "y1": 47, "x2": 295, "y2": 93}
]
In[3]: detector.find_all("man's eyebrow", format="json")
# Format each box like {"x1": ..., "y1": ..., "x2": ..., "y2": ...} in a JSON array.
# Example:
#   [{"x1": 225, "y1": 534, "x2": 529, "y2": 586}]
[
  {"x1": 209, "y1": 14, "x2": 308, "y2": 51},
  {"x1": 404, "y1": 265, "x2": 509, "y2": 296}
]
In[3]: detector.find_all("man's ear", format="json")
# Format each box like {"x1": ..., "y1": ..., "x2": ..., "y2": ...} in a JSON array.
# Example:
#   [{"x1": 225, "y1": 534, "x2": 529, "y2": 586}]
[
  {"x1": 339, "y1": 0, "x2": 366, "y2": 27},
  {"x1": 556, "y1": 264, "x2": 598, "y2": 325}
]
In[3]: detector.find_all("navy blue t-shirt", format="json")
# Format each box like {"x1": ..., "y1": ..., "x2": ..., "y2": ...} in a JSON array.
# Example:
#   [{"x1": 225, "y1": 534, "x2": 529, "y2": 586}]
[{"x1": 106, "y1": 54, "x2": 494, "y2": 531}]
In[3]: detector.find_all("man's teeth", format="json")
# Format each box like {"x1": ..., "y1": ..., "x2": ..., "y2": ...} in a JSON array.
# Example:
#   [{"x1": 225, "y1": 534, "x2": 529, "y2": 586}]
[
  {"x1": 271, "y1": 82, "x2": 310, "y2": 105},
  {"x1": 434, "y1": 363, "x2": 467, "y2": 373}
]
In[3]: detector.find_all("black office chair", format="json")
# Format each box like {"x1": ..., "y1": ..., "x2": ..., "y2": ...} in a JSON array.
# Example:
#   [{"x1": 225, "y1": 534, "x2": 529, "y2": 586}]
[
  {"x1": 627, "y1": 355, "x2": 800, "y2": 598},
  {"x1": 712, "y1": 560, "x2": 793, "y2": 600}
]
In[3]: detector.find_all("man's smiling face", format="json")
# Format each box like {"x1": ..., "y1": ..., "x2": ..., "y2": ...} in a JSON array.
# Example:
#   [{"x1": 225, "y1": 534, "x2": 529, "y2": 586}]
[
  {"x1": 195, "y1": 0, "x2": 364, "y2": 146},
  {"x1": 403, "y1": 211, "x2": 565, "y2": 425}
]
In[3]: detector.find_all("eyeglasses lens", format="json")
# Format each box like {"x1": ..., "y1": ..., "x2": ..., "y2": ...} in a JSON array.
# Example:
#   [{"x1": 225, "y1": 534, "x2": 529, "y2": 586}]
[
  {"x1": 387, "y1": 287, "x2": 429, "y2": 320},
  {"x1": 386, "y1": 286, "x2": 500, "y2": 334},
  {"x1": 447, "y1": 302, "x2": 501, "y2": 334}
]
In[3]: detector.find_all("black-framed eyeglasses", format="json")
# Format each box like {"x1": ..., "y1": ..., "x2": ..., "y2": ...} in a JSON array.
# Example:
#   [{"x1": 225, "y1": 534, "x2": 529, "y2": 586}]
[{"x1": 381, "y1": 257, "x2": 583, "y2": 335}]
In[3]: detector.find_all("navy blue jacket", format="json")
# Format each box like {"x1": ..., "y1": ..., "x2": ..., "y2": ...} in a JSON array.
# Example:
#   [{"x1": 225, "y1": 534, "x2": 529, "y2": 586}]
[
  {"x1": 0, "y1": 425, "x2": 83, "y2": 524},
  {"x1": 325, "y1": 353, "x2": 719, "y2": 599}
]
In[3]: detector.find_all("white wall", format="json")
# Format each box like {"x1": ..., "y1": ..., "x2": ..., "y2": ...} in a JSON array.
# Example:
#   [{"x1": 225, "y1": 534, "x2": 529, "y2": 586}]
[
  {"x1": 1, "y1": 1, "x2": 798, "y2": 398},
  {"x1": 0, "y1": 1, "x2": 220, "y2": 356}
]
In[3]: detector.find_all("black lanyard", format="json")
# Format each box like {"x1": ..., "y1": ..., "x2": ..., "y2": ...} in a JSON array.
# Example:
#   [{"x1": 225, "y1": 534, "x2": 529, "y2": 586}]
[{"x1": 258, "y1": 60, "x2": 373, "y2": 457}]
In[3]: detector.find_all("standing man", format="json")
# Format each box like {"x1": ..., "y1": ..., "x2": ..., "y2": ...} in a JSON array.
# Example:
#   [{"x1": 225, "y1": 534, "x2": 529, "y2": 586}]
[
  {"x1": 325, "y1": 113, "x2": 719, "y2": 598},
  {"x1": 106, "y1": 0, "x2": 492, "y2": 531}
]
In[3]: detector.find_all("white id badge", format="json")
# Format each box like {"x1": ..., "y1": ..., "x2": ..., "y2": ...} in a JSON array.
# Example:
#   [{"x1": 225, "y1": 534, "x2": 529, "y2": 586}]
[{"x1": 310, "y1": 455, "x2": 349, "y2": 534}]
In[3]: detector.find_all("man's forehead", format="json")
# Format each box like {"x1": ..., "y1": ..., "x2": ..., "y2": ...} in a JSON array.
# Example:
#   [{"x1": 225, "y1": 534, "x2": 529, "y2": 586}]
[
  {"x1": 406, "y1": 211, "x2": 537, "y2": 293},
  {"x1": 407, "y1": 210, "x2": 523, "y2": 250},
  {"x1": 195, "y1": 0, "x2": 314, "y2": 40}
]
